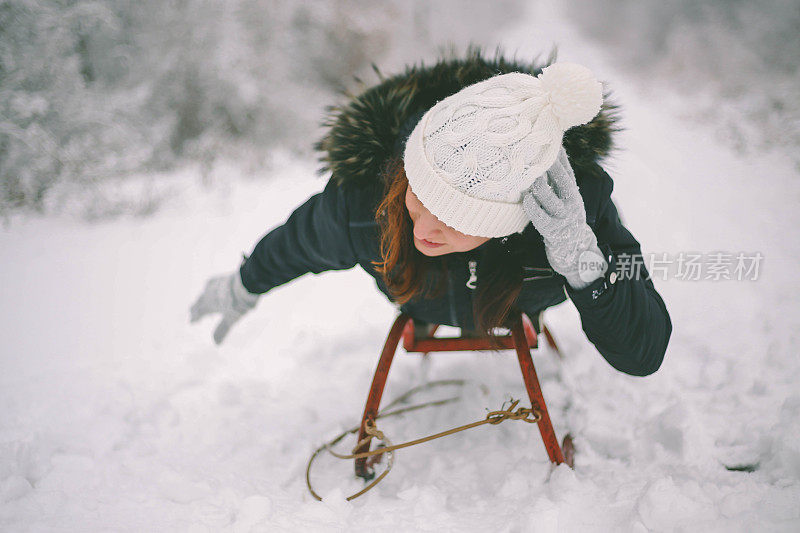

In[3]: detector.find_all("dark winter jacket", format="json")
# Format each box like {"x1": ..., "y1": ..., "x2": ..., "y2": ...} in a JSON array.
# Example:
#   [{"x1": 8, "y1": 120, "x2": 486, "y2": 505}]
[{"x1": 240, "y1": 50, "x2": 672, "y2": 377}]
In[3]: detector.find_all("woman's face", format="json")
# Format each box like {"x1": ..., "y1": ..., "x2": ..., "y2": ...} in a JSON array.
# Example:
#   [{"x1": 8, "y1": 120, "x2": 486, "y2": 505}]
[{"x1": 405, "y1": 184, "x2": 490, "y2": 256}]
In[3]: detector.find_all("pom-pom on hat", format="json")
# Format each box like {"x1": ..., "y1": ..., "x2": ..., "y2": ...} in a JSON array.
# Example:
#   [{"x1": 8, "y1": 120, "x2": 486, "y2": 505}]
[{"x1": 403, "y1": 62, "x2": 603, "y2": 238}]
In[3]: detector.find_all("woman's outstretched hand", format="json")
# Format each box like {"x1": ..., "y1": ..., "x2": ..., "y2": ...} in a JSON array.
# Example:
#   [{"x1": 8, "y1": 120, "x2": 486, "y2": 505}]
[
  {"x1": 189, "y1": 272, "x2": 259, "y2": 344},
  {"x1": 522, "y1": 146, "x2": 608, "y2": 289}
]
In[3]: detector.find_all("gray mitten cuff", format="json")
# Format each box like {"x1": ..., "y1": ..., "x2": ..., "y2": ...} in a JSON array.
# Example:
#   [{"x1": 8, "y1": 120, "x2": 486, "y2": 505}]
[
  {"x1": 231, "y1": 272, "x2": 259, "y2": 313},
  {"x1": 548, "y1": 232, "x2": 609, "y2": 290}
]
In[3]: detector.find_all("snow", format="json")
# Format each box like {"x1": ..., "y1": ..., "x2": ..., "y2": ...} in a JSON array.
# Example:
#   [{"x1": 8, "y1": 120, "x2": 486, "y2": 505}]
[{"x1": 2, "y1": 2, "x2": 800, "y2": 531}]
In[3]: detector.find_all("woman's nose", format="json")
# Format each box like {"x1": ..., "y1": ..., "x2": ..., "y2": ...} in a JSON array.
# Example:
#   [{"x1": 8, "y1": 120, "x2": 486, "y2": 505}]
[{"x1": 413, "y1": 209, "x2": 444, "y2": 240}]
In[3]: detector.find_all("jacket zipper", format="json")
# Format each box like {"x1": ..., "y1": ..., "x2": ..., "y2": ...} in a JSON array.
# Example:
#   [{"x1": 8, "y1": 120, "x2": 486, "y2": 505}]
[
  {"x1": 522, "y1": 266, "x2": 555, "y2": 281},
  {"x1": 464, "y1": 260, "x2": 552, "y2": 285},
  {"x1": 466, "y1": 260, "x2": 477, "y2": 290}
]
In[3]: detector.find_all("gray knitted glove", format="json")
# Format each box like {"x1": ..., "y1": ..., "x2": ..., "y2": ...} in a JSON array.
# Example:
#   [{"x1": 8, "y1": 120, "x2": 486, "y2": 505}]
[
  {"x1": 190, "y1": 271, "x2": 259, "y2": 344},
  {"x1": 522, "y1": 146, "x2": 608, "y2": 290}
]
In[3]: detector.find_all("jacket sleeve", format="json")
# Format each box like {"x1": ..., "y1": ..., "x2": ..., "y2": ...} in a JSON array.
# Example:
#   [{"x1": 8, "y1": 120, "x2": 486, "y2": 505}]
[
  {"x1": 239, "y1": 178, "x2": 358, "y2": 294},
  {"x1": 565, "y1": 166, "x2": 673, "y2": 376}
]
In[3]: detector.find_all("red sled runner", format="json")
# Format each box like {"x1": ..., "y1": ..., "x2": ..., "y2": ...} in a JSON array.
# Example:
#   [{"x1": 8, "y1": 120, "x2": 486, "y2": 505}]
[{"x1": 354, "y1": 312, "x2": 575, "y2": 480}]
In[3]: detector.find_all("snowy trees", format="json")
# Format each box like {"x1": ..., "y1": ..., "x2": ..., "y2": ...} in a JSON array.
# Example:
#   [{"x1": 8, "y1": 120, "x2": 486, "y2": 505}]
[
  {"x1": 9, "y1": 1, "x2": 791, "y2": 218},
  {"x1": 563, "y1": 0, "x2": 800, "y2": 159},
  {"x1": 0, "y1": 0, "x2": 521, "y2": 216}
]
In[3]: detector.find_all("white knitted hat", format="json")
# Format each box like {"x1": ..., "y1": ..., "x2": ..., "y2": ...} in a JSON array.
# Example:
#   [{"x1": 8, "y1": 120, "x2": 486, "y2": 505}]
[{"x1": 403, "y1": 62, "x2": 603, "y2": 238}]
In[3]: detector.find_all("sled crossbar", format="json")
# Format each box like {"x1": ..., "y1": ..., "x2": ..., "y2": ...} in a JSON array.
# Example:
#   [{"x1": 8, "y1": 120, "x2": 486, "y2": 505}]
[{"x1": 400, "y1": 316, "x2": 538, "y2": 352}]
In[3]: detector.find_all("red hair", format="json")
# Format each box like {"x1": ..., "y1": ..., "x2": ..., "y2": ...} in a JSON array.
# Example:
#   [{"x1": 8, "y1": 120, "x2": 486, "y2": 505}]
[{"x1": 371, "y1": 158, "x2": 446, "y2": 304}]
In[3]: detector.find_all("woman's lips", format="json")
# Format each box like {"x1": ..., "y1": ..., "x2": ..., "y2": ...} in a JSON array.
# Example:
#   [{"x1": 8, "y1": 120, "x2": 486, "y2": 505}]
[{"x1": 418, "y1": 238, "x2": 445, "y2": 248}]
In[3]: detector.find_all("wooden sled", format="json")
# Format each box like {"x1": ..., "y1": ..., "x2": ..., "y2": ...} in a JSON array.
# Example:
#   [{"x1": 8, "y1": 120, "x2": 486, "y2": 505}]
[{"x1": 354, "y1": 312, "x2": 574, "y2": 480}]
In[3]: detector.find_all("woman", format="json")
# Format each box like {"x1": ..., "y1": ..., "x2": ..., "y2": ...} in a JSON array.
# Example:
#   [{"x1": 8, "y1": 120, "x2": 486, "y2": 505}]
[{"x1": 190, "y1": 51, "x2": 672, "y2": 376}]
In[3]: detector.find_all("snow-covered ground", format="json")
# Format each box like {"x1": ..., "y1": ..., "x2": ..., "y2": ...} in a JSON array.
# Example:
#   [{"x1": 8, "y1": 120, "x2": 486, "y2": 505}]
[{"x1": 2, "y1": 3, "x2": 799, "y2": 531}]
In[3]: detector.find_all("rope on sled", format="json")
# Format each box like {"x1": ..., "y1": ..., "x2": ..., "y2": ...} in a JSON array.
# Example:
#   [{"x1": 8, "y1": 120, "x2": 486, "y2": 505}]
[{"x1": 305, "y1": 380, "x2": 541, "y2": 501}]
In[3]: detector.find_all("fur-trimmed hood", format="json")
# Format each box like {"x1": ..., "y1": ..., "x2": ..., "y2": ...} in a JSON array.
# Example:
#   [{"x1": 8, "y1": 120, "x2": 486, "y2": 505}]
[{"x1": 315, "y1": 47, "x2": 621, "y2": 186}]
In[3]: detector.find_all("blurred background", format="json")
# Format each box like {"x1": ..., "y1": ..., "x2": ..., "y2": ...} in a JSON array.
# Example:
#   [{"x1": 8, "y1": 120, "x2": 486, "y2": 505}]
[{"x1": 1, "y1": 0, "x2": 798, "y2": 220}]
